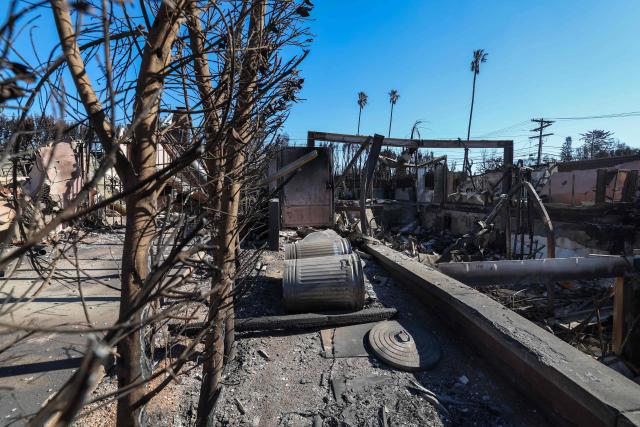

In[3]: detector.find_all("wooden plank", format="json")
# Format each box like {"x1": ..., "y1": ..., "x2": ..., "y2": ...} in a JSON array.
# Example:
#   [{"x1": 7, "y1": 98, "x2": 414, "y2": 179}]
[
  {"x1": 613, "y1": 276, "x2": 625, "y2": 354},
  {"x1": 268, "y1": 199, "x2": 280, "y2": 251},
  {"x1": 364, "y1": 243, "x2": 640, "y2": 427},
  {"x1": 172, "y1": 307, "x2": 398, "y2": 334},
  {"x1": 319, "y1": 328, "x2": 333, "y2": 357}
]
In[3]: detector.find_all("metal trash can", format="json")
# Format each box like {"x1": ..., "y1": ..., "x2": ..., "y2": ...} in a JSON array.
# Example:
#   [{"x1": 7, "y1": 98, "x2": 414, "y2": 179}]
[
  {"x1": 284, "y1": 237, "x2": 352, "y2": 259},
  {"x1": 302, "y1": 229, "x2": 341, "y2": 242},
  {"x1": 283, "y1": 252, "x2": 365, "y2": 312}
]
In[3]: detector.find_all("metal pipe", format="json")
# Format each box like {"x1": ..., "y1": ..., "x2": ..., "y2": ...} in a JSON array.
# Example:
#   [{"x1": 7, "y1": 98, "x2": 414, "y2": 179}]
[{"x1": 437, "y1": 255, "x2": 639, "y2": 287}]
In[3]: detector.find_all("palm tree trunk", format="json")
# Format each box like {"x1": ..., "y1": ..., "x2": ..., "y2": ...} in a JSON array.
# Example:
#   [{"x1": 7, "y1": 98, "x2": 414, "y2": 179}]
[
  {"x1": 357, "y1": 107, "x2": 362, "y2": 135},
  {"x1": 465, "y1": 71, "x2": 478, "y2": 175},
  {"x1": 388, "y1": 103, "x2": 394, "y2": 137}
]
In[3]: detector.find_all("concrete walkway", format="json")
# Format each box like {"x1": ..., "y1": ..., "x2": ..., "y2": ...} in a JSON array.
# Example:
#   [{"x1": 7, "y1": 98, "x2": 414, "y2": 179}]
[{"x1": 0, "y1": 236, "x2": 123, "y2": 424}]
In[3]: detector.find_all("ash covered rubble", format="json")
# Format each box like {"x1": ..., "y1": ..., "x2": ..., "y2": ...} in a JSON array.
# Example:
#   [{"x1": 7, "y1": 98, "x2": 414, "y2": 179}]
[
  {"x1": 205, "y1": 228, "x2": 546, "y2": 427},
  {"x1": 327, "y1": 134, "x2": 640, "y2": 391}
]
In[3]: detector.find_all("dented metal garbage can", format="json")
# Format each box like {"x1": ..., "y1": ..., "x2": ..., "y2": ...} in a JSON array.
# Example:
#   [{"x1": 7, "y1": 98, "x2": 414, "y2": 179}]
[
  {"x1": 301, "y1": 229, "x2": 340, "y2": 242},
  {"x1": 283, "y1": 253, "x2": 365, "y2": 311},
  {"x1": 284, "y1": 237, "x2": 352, "y2": 259}
]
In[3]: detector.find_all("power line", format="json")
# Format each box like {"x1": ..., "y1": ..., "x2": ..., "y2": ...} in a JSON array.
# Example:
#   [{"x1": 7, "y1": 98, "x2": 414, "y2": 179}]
[
  {"x1": 529, "y1": 118, "x2": 554, "y2": 165},
  {"x1": 478, "y1": 120, "x2": 530, "y2": 138},
  {"x1": 549, "y1": 111, "x2": 640, "y2": 120}
]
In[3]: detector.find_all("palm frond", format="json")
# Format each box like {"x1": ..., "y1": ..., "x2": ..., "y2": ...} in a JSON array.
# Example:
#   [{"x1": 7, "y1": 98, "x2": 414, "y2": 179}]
[
  {"x1": 388, "y1": 89, "x2": 399, "y2": 104},
  {"x1": 470, "y1": 49, "x2": 488, "y2": 74},
  {"x1": 357, "y1": 91, "x2": 368, "y2": 108}
]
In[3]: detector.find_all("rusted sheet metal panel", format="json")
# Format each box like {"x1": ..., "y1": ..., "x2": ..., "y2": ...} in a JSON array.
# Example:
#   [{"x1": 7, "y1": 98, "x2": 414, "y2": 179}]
[
  {"x1": 279, "y1": 146, "x2": 333, "y2": 227},
  {"x1": 364, "y1": 243, "x2": 640, "y2": 427},
  {"x1": 282, "y1": 205, "x2": 331, "y2": 227}
]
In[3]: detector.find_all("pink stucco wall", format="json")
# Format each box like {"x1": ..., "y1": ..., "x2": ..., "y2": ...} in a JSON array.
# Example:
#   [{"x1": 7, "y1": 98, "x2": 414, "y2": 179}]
[{"x1": 541, "y1": 159, "x2": 640, "y2": 205}]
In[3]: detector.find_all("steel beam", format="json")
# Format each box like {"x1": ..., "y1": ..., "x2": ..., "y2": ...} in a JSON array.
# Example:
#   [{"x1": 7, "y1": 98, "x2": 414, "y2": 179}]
[{"x1": 307, "y1": 131, "x2": 513, "y2": 149}]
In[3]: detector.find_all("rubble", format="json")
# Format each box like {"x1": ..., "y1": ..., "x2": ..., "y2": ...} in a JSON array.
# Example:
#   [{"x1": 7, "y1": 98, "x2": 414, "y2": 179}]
[{"x1": 202, "y1": 237, "x2": 548, "y2": 427}]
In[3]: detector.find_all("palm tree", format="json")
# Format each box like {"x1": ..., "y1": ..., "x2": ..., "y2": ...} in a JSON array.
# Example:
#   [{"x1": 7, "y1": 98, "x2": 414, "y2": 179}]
[
  {"x1": 388, "y1": 89, "x2": 399, "y2": 137},
  {"x1": 356, "y1": 91, "x2": 368, "y2": 135},
  {"x1": 464, "y1": 49, "x2": 488, "y2": 174}
]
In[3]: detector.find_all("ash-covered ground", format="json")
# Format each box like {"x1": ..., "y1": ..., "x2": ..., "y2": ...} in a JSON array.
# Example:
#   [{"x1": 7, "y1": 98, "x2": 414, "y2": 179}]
[
  {"x1": 211, "y1": 234, "x2": 549, "y2": 427},
  {"x1": 76, "y1": 232, "x2": 550, "y2": 427}
]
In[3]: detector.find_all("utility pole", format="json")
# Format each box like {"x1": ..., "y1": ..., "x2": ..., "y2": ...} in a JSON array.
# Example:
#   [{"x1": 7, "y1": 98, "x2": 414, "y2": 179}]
[{"x1": 529, "y1": 118, "x2": 554, "y2": 165}]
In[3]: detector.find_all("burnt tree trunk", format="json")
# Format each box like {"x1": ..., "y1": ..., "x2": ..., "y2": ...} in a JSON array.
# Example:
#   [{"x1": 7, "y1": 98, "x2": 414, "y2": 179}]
[
  {"x1": 195, "y1": 1, "x2": 265, "y2": 425},
  {"x1": 187, "y1": 5, "x2": 230, "y2": 426},
  {"x1": 51, "y1": 0, "x2": 185, "y2": 425},
  {"x1": 117, "y1": 3, "x2": 184, "y2": 426},
  {"x1": 218, "y1": 0, "x2": 266, "y2": 361}
]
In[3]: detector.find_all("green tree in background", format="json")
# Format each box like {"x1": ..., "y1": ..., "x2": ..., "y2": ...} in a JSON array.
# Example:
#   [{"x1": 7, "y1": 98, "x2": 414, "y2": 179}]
[{"x1": 560, "y1": 136, "x2": 573, "y2": 162}]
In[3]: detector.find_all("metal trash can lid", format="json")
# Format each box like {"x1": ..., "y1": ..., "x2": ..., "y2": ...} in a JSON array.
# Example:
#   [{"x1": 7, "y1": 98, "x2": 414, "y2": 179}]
[{"x1": 368, "y1": 321, "x2": 441, "y2": 371}]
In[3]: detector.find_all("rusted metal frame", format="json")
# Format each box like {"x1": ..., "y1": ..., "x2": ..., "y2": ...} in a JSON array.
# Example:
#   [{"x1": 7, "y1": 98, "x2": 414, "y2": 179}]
[
  {"x1": 334, "y1": 136, "x2": 371, "y2": 189},
  {"x1": 413, "y1": 154, "x2": 447, "y2": 168},
  {"x1": 359, "y1": 134, "x2": 384, "y2": 236},
  {"x1": 439, "y1": 179, "x2": 555, "y2": 264},
  {"x1": 513, "y1": 185, "x2": 522, "y2": 259},
  {"x1": 519, "y1": 181, "x2": 555, "y2": 258},
  {"x1": 493, "y1": 180, "x2": 555, "y2": 260},
  {"x1": 307, "y1": 131, "x2": 512, "y2": 149},
  {"x1": 308, "y1": 131, "x2": 515, "y2": 195},
  {"x1": 364, "y1": 243, "x2": 640, "y2": 427},
  {"x1": 258, "y1": 150, "x2": 318, "y2": 186}
]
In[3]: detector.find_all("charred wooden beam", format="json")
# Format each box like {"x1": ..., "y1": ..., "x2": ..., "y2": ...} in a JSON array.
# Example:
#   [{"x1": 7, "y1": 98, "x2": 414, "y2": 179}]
[
  {"x1": 360, "y1": 134, "x2": 384, "y2": 236},
  {"x1": 308, "y1": 131, "x2": 513, "y2": 149},
  {"x1": 172, "y1": 307, "x2": 398, "y2": 334}
]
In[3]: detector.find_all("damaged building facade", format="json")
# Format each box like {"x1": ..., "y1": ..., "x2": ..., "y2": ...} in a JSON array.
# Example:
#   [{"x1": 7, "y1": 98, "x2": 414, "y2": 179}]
[{"x1": 259, "y1": 129, "x2": 640, "y2": 426}]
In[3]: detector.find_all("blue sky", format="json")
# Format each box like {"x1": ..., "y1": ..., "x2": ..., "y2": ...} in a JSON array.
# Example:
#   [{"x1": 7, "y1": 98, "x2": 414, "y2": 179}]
[
  {"x1": 2, "y1": 1, "x2": 638, "y2": 165},
  {"x1": 283, "y1": 0, "x2": 640, "y2": 164}
]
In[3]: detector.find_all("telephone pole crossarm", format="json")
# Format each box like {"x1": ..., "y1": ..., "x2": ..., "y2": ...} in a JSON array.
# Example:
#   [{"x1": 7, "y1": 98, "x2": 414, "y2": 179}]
[{"x1": 530, "y1": 118, "x2": 555, "y2": 165}]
